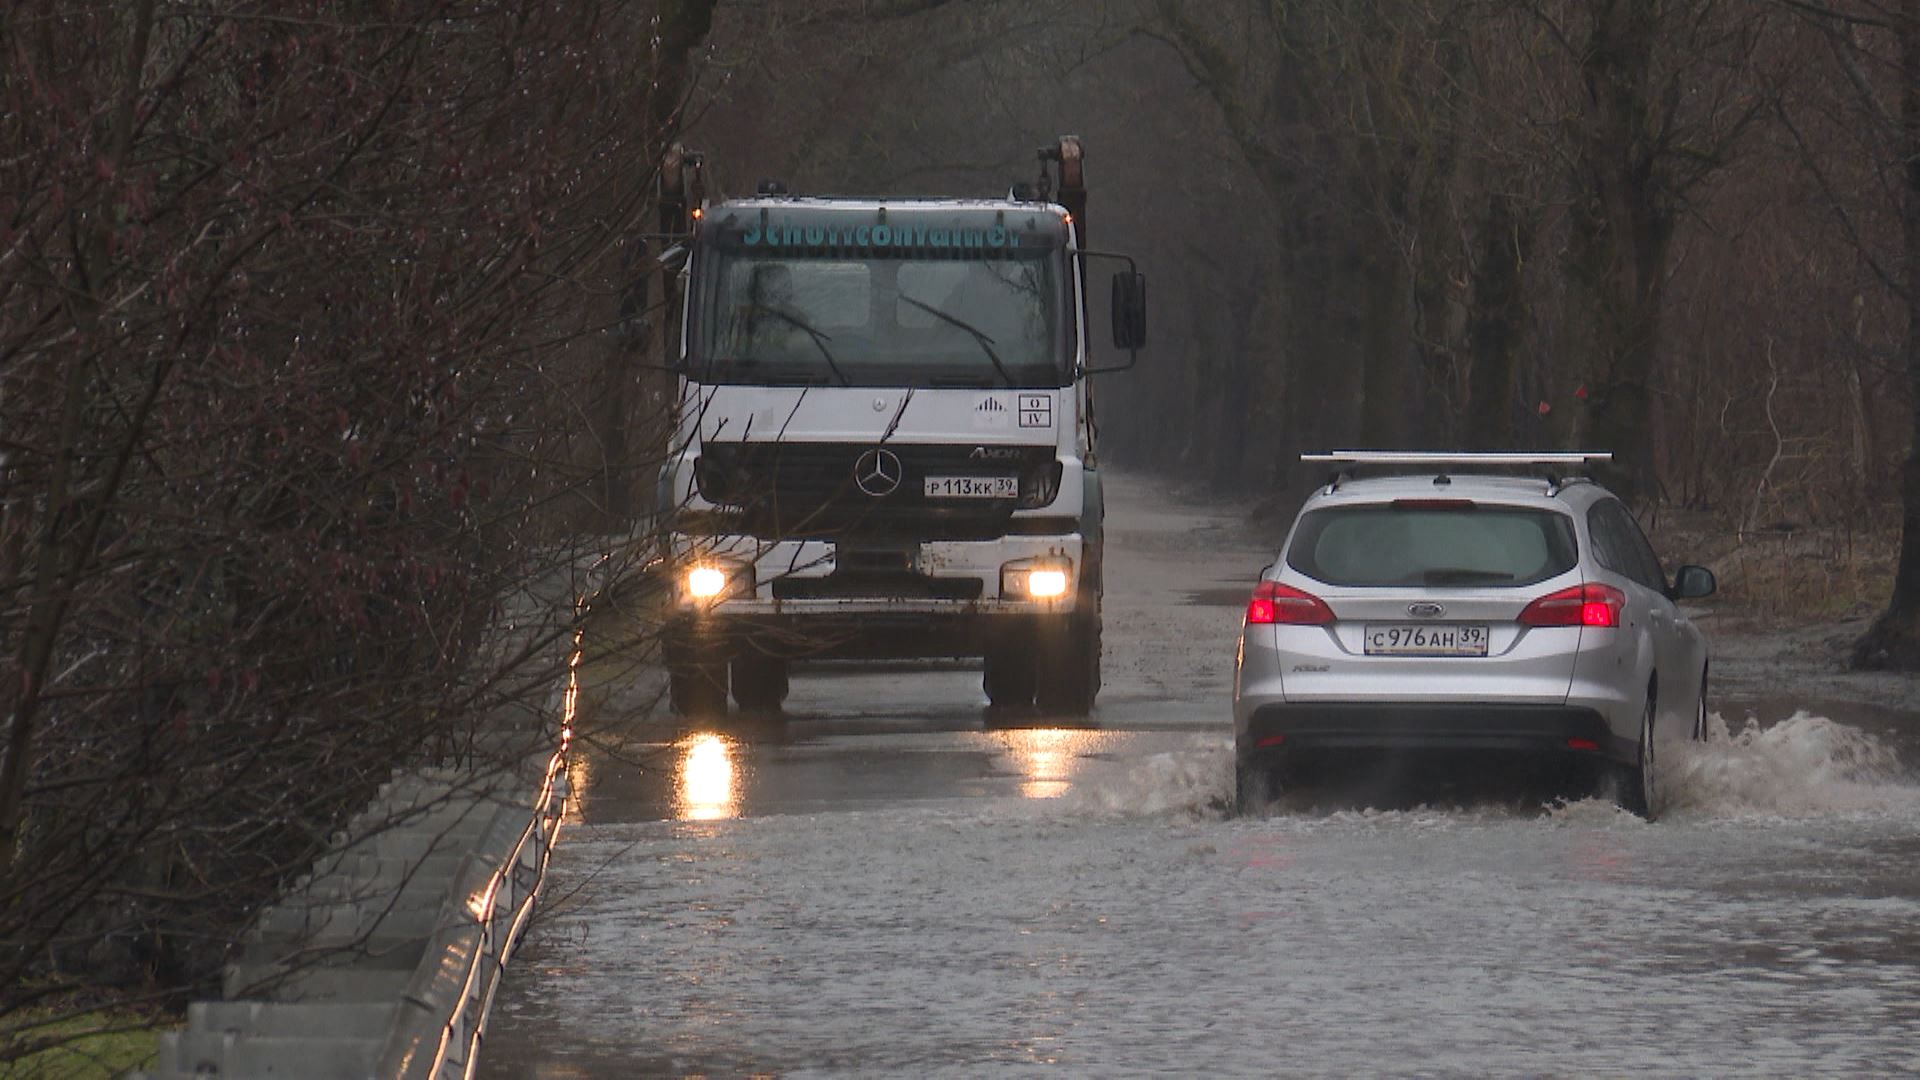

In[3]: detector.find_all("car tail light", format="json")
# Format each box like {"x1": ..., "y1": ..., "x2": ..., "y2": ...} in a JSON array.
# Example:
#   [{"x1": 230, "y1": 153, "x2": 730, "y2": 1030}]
[
  {"x1": 1567, "y1": 738, "x2": 1601, "y2": 752},
  {"x1": 1518, "y1": 583, "x2": 1625, "y2": 628},
  {"x1": 1246, "y1": 581, "x2": 1334, "y2": 625}
]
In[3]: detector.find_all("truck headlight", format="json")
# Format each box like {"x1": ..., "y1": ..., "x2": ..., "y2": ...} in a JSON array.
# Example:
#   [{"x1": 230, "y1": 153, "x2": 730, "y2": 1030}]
[
  {"x1": 683, "y1": 560, "x2": 752, "y2": 602},
  {"x1": 1026, "y1": 569, "x2": 1069, "y2": 598},
  {"x1": 686, "y1": 566, "x2": 729, "y2": 598},
  {"x1": 1001, "y1": 558, "x2": 1073, "y2": 600}
]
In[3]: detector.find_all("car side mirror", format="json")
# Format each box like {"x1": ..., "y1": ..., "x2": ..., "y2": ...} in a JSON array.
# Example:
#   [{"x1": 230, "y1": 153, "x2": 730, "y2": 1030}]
[
  {"x1": 1111, "y1": 271, "x2": 1147, "y2": 350},
  {"x1": 1672, "y1": 565, "x2": 1716, "y2": 600}
]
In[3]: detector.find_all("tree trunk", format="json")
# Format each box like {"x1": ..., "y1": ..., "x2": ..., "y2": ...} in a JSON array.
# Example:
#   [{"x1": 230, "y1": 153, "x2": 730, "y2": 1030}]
[
  {"x1": 590, "y1": 0, "x2": 717, "y2": 530},
  {"x1": 1466, "y1": 191, "x2": 1530, "y2": 449},
  {"x1": 1854, "y1": 0, "x2": 1920, "y2": 671},
  {"x1": 1570, "y1": 0, "x2": 1672, "y2": 501},
  {"x1": 1359, "y1": 232, "x2": 1414, "y2": 450}
]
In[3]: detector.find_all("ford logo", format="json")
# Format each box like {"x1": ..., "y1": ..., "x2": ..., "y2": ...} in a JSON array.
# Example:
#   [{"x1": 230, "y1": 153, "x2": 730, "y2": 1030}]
[{"x1": 1407, "y1": 602, "x2": 1446, "y2": 618}]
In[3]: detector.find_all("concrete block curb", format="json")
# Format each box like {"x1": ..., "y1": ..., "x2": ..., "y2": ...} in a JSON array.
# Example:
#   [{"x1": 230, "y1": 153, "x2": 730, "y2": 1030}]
[
  {"x1": 131, "y1": 733, "x2": 570, "y2": 1080},
  {"x1": 128, "y1": 554, "x2": 607, "y2": 1079}
]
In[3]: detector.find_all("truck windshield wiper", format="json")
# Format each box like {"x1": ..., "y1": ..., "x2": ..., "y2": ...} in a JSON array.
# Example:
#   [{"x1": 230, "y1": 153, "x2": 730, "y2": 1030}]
[
  {"x1": 714, "y1": 357, "x2": 831, "y2": 386},
  {"x1": 897, "y1": 293, "x2": 1016, "y2": 388},
  {"x1": 751, "y1": 305, "x2": 851, "y2": 387}
]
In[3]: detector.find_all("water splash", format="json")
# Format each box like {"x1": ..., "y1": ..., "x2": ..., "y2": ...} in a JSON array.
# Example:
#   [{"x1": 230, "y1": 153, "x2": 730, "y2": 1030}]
[
  {"x1": 1058, "y1": 742, "x2": 1236, "y2": 818},
  {"x1": 1666, "y1": 710, "x2": 1917, "y2": 817},
  {"x1": 1041, "y1": 712, "x2": 1916, "y2": 824}
]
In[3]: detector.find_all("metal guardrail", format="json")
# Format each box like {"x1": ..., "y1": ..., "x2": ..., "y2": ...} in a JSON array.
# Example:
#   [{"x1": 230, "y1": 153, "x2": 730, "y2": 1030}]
[
  {"x1": 128, "y1": 554, "x2": 610, "y2": 1080},
  {"x1": 129, "y1": 732, "x2": 570, "y2": 1080},
  {"x1": 130, "y1": 596, "x2": 590, "y2": 1079},
  {"x1": 380, "y1": 738, "x2": 569, "y2": 1079}
]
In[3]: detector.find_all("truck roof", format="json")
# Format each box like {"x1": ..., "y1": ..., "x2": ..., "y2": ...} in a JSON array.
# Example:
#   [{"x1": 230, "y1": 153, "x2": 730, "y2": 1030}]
[
  {"x1": 696, "y1": 198, "x2": 1075, "y2": 253},
  {"x1": 708, "y1": 195, "x2": 1070, "y2": 216}
]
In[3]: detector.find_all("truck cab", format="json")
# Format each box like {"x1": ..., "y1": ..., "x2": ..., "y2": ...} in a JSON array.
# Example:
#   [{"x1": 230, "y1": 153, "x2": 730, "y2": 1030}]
[{"x1": 654, "y1": 138, "x2": 1145, "y2": 716}]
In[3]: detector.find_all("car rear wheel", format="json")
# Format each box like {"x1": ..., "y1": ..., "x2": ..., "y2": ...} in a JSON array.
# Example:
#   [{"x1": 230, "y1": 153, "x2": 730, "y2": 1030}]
[
  {"x1": 1616, "y1": 694, "x2": 1657, "y2": 820},
  {"x1": 731, "y1": 653, "x2": 789, "y2": 712},
  {"x1": 1234, "y1": 758, "x2": 1273, "y2": 815}
]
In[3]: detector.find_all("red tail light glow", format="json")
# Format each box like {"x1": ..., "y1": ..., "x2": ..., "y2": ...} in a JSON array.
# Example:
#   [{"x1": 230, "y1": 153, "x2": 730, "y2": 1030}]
[
  {"x1": 1246, "y1": 581, "x2": 1335, "y2": 625},
  {"x1": 1518, "y1": 583, "x2": 1625, "y2": 628},
  {"x1": 1566, "y1": 738, "x2": 1601, "y2": 752}
]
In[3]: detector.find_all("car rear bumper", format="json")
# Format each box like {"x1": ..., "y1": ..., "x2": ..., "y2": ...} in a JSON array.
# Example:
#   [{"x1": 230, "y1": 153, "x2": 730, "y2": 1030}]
[{"x1": 1237, "y1": 702, "x2": 1625, "y2": 761}]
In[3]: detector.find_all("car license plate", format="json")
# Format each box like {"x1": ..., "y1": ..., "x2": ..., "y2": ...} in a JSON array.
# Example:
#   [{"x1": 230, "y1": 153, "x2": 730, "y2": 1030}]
[
  {"x1": 1364, "y1": 623, "x2": 1490, "y2": 657},
  {"x1": 924, "y1": 475, "x2": 1017, "y2": 499}
]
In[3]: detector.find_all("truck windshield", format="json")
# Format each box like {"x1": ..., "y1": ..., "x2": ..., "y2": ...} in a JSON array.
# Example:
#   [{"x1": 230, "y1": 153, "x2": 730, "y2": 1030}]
[{"x1": 692, "y1": 248, "x2": 1069, "y2": 387}]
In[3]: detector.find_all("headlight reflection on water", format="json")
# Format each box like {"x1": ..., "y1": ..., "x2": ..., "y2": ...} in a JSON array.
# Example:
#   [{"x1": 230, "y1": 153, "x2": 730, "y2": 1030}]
[
  {"x1": 676, "y1": 733, "x2": 741, "y2": 821},
  {"x1": 1000, "y1": 728, "x2": 1079, "y2": 800}
]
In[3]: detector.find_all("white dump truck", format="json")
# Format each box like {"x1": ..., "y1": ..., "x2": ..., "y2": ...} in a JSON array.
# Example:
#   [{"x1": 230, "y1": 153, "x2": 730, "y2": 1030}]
[{"x1": 652, "y1": 137, "x2": 1145, "y2": 715}]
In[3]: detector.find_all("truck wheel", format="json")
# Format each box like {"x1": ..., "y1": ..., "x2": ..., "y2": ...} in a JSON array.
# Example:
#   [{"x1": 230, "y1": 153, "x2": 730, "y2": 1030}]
[
  {"x1": 1036, "y1": 611, "x2": 1101, "y2": 715},
  {"x1": 731, "y1": 654, "x2": 790, "y2": 712},
  {"x1": 669, "y1": 661, "x2": 729, "y2": 717},
  {"x1": 665, "y1": 632, "x2": 729, "y2": 717},
  {"x1": 983, "y1": 646, "x2": 1037, "y2": 709}
]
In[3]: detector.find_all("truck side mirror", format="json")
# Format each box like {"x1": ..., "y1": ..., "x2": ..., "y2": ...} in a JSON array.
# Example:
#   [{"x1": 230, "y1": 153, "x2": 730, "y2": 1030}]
[
  {"x1": 1111, "y1": 271, "x2": 1147, "y2": 350},
  {"x1": 1077, "y1": 250, "x2": 1144, "y2": 375}
]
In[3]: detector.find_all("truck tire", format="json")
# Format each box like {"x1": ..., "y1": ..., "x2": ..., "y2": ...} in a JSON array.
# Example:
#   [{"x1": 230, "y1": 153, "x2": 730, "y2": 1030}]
[
  {"x1": 983, "y1": 645, "x2": 1037, "y2": 709},
  {"x1": 665, "y1": 632, "x2": 729, "y2": 718},
  {"x1": 731, "y1": 654, "x2": 790, "y2": 712},
  {"x1": 669, "y1": 661, "x2": 728, "y2": 717},
  {"x1": 1036, "y1": 611, "x2": 1101, "y2": 715}
]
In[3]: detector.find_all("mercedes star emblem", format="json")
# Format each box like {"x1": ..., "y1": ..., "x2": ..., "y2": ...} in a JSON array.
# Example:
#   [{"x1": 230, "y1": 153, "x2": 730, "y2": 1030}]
[{"x1": 854, "y1": 448, "x2": 904, "y2": 497}]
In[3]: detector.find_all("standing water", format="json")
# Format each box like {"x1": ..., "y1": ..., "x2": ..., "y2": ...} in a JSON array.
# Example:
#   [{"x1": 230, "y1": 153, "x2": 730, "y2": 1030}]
[
  {"x1": 479, "y1": 705, "x2": 1920, "y2": 1078},
  {"x1": 480, "y1": 474, "x2": 1920, "y2": 1077}
]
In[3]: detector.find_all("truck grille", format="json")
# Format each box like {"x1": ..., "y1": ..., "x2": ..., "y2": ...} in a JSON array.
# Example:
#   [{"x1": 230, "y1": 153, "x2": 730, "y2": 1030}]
[{"x1": 694, "y1": 442, "x2": 1059, "y2": 541}]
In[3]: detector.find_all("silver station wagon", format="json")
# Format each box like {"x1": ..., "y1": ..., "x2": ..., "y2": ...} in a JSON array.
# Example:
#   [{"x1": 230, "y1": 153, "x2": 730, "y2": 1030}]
[{"x1": 1233, "y1": 452, "x2": 1716, "y2": 819}]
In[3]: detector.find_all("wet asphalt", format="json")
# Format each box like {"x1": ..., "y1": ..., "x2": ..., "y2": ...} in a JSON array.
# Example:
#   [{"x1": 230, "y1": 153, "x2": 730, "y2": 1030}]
[{"x1": 478, "y1": 475, "x2": 1920, "y2": 1078}]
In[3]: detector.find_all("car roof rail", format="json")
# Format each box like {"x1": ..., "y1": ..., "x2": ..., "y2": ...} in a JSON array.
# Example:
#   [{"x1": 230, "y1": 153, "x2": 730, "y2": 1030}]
[{"x1": 1303, "y1": 450, "x2": 1613, "y2": 494}]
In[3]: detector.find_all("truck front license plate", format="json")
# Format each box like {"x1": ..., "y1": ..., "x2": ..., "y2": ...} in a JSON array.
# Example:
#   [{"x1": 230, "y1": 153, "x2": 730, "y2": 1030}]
[
  {"x1": 1363, "y1": 624, "x2": 1490, "y2": 657},
  {"x1": 924, "y1": 475, "x2": 1018, "y2": 499}
]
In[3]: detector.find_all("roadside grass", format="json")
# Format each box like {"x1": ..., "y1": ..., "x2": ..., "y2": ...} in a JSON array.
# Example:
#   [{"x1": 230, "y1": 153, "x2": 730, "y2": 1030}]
[
  {"x1": 1647, "y1": 510, "x2": 1897, "y2": 627},
  {"x1": 3, "y1": 1011, "x2": 161, "y2": 1079}
]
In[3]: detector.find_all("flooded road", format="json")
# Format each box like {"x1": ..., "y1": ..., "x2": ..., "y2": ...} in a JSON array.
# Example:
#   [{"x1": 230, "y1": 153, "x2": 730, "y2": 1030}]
[{"x1": 479, "y1": 474, "x2": 1920, "y2": 1078}]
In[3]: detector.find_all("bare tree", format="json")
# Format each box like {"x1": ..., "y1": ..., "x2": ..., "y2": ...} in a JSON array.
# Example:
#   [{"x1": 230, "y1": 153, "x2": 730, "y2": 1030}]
[
  {"x1": 0, "y1": 0, "x2": 714, "y2": 1055},
  {"x1": 1772, "y1": 0, "x2": 1920, "y2": 666}
]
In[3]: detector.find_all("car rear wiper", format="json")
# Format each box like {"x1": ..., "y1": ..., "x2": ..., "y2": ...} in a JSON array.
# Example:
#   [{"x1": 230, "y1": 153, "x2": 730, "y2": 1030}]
[
  {"x1": 1420, "y1": 568, "x2": 1517, "y2": 585},
  {"x1": 750, "y1": 305, "x2": 851, "y2": 387},
  {"x1": 897, "y1": 292, "x2": 1016, "y2": 389}
]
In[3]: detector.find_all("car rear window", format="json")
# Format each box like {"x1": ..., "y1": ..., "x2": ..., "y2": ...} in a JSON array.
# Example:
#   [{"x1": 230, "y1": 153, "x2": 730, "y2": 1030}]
[{"x1": 1286, "y1": 504, "x2": 1578, "y2": 587}]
